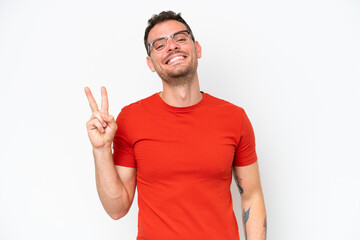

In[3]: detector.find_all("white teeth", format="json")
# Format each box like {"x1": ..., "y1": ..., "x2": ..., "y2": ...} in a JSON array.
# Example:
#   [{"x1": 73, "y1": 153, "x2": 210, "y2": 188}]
[{"x1": 168, "y1": 56, "x2": 184, "y2": 64}]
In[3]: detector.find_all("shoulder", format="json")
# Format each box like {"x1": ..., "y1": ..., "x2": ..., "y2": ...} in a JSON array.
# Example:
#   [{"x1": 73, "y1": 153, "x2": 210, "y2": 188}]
[
  {"x1": 205, "y1": 93, "x2": 246, "y2": 116},
  {"x1": 119, "y1": 93, "x2": 157, "y2": 114},
  {"x1": 116, "y1": 93, "x2": 158, "y2": 121}
]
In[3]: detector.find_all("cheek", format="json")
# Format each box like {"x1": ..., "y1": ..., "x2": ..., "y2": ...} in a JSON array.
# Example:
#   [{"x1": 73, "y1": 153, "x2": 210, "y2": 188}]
[{"x1": 154, "y1": 54, "x2": 165, "y2": 66}]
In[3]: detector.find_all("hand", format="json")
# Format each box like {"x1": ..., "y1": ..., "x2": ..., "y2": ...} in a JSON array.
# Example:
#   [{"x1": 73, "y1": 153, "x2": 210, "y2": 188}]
[{"x1": 85, "y1": 86, "x2": 117, "y2": 149}]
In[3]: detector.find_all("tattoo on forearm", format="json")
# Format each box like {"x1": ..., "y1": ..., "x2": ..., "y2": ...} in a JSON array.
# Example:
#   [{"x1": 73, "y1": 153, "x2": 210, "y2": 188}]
[
  {"x1": 234, "y1": 176, "x2": 244, "y2": 194},
  {"x1": 242, "y1": 208, "x2": 250, "y2": 240},
  {"x1": 264, "y1": 215, "x2": 267, "y2": 239}
]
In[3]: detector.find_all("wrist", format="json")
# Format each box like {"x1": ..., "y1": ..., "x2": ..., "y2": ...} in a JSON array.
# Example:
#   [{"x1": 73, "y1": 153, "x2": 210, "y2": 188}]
[{"x1": 92, "y1": 144, "x2": 112, "y2": 155}]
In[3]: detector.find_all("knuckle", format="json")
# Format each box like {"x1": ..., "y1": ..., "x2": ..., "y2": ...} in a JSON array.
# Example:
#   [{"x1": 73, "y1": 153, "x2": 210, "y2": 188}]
[
  {"x1": 87, "y1": 118, "x2": 95, "y2": 126},
  {"x1": 94, "y1": 120, "x2": 101, "y2": 127}
]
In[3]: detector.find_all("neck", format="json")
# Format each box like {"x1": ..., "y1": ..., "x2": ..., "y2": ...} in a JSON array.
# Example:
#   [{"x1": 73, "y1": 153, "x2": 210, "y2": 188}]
[{"x1": 160, "y1": 73, "x2": 202, "y2": 107}]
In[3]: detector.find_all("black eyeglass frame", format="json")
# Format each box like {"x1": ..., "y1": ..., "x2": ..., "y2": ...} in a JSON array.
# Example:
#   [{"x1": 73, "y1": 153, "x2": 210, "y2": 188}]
[{"x1": 147, "y1": 29, "x2": 192, "y2": 55}]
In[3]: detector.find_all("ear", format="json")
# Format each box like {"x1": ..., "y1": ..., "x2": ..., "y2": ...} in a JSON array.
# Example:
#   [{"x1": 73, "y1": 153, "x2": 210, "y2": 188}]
[
  {"x1": 146, "y1": 56, "x2": 156, "y2": 72},
  {"x1": 195, "y1": 41, "x2": 202, "y2": 59}
]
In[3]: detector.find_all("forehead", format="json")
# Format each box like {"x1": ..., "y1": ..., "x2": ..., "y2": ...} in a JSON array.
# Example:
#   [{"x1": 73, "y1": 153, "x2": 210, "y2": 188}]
[{"x1": 148, "y1": 20, "x2": 187, "y2": 42}]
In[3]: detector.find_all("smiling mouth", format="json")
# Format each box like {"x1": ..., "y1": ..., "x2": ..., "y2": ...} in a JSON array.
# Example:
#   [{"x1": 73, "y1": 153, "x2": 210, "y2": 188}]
[{"x1": 166, "y1": 55, "x2": 186, "y2": 65}]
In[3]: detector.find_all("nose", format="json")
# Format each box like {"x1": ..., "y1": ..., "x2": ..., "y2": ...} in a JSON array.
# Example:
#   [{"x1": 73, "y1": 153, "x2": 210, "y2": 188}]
[{"x1": 166, "y1": 37, "x2": 179, "y2": 52}]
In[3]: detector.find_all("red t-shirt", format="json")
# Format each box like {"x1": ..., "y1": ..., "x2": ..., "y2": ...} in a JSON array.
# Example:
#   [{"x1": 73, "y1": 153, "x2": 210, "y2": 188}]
[{"x1": 113, "y1": 92, "x2": 257, "y2": 240}]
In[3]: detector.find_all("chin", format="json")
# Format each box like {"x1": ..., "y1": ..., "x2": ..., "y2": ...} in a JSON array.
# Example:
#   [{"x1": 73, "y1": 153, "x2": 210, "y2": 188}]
[
  {"x1": 162, "y1": 70, "x2": 196, "y2": 86},
  {"x1": 155, "y1": 59, "x2": 198, "y2": 84},
  {"x1": 168, "y1": 61, "x2": 197, "y2": 77}
]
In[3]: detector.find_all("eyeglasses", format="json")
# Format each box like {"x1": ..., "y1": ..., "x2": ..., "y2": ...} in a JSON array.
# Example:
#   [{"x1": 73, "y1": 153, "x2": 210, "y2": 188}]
[{"x1": 148, "y1": 30, "x2": 192, "y2": 54}]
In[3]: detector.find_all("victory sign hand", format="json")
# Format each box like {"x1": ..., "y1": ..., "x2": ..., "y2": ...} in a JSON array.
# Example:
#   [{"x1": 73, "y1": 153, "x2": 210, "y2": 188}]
[{"x1": 85, "y1": 86, "x2": 117, "y2": 149}]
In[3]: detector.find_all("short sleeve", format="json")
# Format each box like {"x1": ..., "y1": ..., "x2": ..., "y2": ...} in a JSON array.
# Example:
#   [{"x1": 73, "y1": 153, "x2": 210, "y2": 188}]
[
  {"x1": 233, "y1": 110, "x2": 258, "y2": 167},
  {"x1": 112, "y1": 108, "x2": 136, "y2": 168}
]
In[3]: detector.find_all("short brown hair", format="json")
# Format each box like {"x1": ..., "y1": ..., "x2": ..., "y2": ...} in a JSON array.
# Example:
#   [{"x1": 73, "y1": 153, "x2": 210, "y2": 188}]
[{"x1": 144, "y1": 11, "x2": 195, "y2": 55}]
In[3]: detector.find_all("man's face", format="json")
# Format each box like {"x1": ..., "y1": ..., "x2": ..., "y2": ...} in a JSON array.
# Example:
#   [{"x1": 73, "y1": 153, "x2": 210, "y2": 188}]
[{"x1": 146, "y1": 20, "x2": 202, "y2": 86}]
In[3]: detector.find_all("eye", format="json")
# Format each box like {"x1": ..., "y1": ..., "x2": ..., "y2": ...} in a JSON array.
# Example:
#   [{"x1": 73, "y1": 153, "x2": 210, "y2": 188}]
[
  {"x1": 153, "y1": 38, "x2": 167, "y2": 51},
  {"x1": 174, "y1": 33, "x2": 189, "y2": 43},
  {"x1": 177, "y1": 37, "x2": 186, "y2": 42},
  {"x1": 155, "y1": 44, "x2": 165, "y2": 51}
]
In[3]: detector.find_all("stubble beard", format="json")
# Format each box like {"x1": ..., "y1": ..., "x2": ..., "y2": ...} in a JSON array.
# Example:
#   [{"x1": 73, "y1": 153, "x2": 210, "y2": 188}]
[{"x1": 157, "y1": 57, "x2": 198, "y2": 87}]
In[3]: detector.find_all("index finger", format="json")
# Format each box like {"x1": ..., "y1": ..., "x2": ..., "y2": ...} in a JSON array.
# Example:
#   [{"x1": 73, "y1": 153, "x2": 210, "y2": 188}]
[
  {"x1": 84, "y1": 87, "x2": 99, "y2": 112},
  {"x1": 101, "y1": 86, "x2": 109, "y2": 114}
]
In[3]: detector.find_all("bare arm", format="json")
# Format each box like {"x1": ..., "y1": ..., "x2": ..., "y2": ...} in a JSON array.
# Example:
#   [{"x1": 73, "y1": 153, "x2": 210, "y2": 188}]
[
  {"x1": 93, "y1": 148, "x2": 136, "y2": 219},
  {"x1": 85, "y1": 87, "x2": 136, "y2": 220},
  {"x1": 233, "y1": 162, "x2": 267, "y2": 240}
]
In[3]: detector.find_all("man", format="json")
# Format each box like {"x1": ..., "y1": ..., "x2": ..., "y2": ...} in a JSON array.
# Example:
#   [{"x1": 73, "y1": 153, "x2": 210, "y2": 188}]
[{"x1": 85, "y1": 11, "x2": 266, "y2": 240}]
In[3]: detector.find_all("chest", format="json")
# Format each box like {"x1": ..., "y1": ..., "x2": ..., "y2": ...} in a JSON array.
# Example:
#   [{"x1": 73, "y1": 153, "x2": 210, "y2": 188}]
[{"x1": 131, "y1": 112, "x2": 238, "y2": 182}]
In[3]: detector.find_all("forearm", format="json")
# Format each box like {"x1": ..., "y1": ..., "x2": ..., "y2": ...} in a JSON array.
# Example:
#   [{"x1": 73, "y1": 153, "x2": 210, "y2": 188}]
[
  {"x1": 241, "y1": 191, "x2": 267, "y2": 240},
  {"x1": 93, "y1": 147, "x2": 130, "y2": 219}
]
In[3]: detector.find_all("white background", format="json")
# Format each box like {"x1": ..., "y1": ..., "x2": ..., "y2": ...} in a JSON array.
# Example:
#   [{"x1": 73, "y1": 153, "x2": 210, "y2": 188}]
[{"x1": 1, "y1": 0, "x2": 359, "y2": 239}]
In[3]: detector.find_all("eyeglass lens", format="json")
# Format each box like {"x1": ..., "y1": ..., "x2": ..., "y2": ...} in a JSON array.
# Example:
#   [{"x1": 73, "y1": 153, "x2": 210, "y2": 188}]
[{"x1": 153, "y1": 32, "x2": 190, "y2": 52}]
